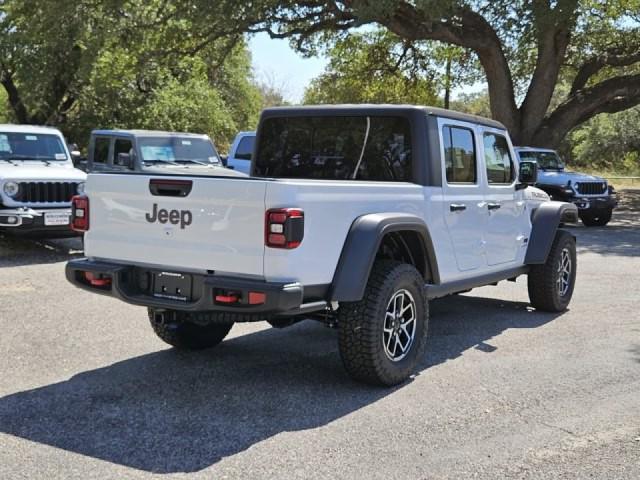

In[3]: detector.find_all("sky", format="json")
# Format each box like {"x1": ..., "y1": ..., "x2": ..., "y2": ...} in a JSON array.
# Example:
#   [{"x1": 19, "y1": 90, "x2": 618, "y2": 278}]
[{"x1": 249, "y1": 33, "x2": 328, "y2": 104}]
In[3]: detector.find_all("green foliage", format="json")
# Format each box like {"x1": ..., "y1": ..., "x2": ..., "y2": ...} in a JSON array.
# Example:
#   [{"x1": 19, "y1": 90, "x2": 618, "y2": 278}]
[
  {"x1": 567, "y1": 106, "x2": 640, "y2": 173},
  {"x1": 303, "y1": 30, "x2": 440, "y2": 105},
  {"x1": 142, "y1": 71, "x2": 236, "y2": 151},
  {"x1": 0, "y1": 0, "x2": 262, "y2": 150},
  {"x1": 0, "y1": 89, "x2": 9, "y2": 123},
  {"x1": 449, "y1": 90, "x2": 492, "y2": 118}
]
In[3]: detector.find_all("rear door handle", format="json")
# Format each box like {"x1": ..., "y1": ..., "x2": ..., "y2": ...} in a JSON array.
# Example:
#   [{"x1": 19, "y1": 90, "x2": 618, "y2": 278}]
[
  {"x1": 450, "y1": 204, "x2": 467, "y2": 212},
  {"x1": 487, "y1": 203, "x2": 501, "y2": 211}
]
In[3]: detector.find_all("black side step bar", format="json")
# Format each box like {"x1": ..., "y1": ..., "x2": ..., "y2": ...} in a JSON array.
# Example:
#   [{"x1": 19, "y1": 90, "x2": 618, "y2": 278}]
[{"x1": 425, "y1": 266, "x2": 529, "y2": 300}]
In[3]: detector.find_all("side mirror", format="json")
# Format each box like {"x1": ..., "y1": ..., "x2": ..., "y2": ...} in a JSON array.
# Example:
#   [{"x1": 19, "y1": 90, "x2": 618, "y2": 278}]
[
  {"x1": 220, "y1": 155, "x2": 228, "y2": 167},
  {"x1": 116, "y1": 152, "x2": 133, "y2": 168},
  {"x1": 517, "y1": 160, "x2": 538, "y2": 187},
  {"x1": 68, "y1": 143, "x2": 82, "y2": 166}
]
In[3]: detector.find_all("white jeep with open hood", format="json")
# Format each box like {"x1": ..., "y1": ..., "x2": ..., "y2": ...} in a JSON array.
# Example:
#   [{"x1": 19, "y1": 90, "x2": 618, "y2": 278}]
[
  {"x1": 66, "y1": 106, "x2": 579, "y2": 386},
  {"x1": 0, "y1": 125, "x2": 86, "y2": 236}
]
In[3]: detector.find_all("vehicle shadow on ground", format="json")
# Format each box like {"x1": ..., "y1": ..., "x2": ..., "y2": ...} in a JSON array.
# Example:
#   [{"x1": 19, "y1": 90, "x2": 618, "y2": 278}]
[
  {"x1": 0, "y1": 295, "x2": 561, "y2": 473},
  {"x1": 569, "y1": 189, "x2": 640, "y2": 257},
  {"x1": 0, "y1": 234, "x2": 83, "y2": 268}
]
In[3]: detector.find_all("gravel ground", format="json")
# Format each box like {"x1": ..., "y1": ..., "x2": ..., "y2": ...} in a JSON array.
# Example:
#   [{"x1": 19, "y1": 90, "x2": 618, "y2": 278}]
[{"x1": 0, "y1": 191, "x2": 638, "y2": 479}]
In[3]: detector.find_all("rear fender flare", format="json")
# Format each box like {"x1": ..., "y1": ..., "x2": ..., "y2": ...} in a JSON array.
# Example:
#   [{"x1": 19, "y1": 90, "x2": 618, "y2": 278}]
[{"x1": 329, "y1": 213, "x2": 439, "y2": 302}]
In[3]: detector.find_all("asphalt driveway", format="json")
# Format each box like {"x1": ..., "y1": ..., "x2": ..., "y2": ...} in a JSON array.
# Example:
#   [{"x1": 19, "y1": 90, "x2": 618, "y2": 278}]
[{"x1": 0, "y1": 191, "x2": 638, "y2": 479}]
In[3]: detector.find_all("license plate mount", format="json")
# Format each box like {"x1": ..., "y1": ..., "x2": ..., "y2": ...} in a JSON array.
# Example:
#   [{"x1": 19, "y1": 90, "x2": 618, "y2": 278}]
[
  {"x1": 44, "y1": 211, "x2": 71, "y2": 226},
  {"x1": 152, "y1": 271, "x2": 193, "y2": 302}
]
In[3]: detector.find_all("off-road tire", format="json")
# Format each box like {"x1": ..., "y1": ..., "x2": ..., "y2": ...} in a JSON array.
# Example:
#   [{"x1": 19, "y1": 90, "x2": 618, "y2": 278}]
[
  {"x1": 528, "y1": 230, "x2": 576, "y2": 312},
  {"x1": 338, "y1": 260, "x2": 428, "y2": 386},
  {"x1": 580, "y1": 208, "x2": 612, "y2": 227},
  {"x1": 148, "y1": 309, "x2": 233, "y2": 350}
]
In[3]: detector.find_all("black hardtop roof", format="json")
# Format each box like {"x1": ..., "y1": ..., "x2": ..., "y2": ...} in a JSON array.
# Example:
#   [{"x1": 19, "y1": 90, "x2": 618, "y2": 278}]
[{"x1": 260, "y1": 104, "x2": 505, "y2": 130}]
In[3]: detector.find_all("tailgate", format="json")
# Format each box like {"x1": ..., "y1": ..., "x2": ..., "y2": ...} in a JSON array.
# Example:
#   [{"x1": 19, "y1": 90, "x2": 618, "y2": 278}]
[{"x1": 84, "y1": 174, "x2": 267, "y2": 276}]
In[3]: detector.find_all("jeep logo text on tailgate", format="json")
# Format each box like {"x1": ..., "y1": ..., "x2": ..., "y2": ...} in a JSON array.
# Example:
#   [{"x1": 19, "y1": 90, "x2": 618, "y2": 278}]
[{"x1": 145, "y1": 203, "x2": 192, "y2": 229}]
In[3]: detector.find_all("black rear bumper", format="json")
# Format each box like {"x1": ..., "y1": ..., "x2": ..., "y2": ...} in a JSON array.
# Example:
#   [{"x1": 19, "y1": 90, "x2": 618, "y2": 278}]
[{"x1": 65, "y1": 258, "x2": 321, "y2": 318}]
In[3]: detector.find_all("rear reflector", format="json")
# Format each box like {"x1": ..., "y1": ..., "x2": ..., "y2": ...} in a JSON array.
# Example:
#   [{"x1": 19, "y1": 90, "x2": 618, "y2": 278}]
[
  {"x1": 248, "y1": 291, "x2": 266, "y2": 305},
  {"x1": 215, "y1": 293, "x2": 239, "y2": 304},
  {"x1": 265, "y1": 208, "x2": 304, "y2": 249},
  {"x1": 71, "y1": 195, "x2": 89, "y2": 232},
  {"x1": 84, "y1": 271, "x2": 111, "y2": 287}
]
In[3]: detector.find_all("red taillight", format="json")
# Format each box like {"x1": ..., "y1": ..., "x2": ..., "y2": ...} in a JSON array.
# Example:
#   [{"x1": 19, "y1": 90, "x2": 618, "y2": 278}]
[
  {"x1": 265, "y1": 208, "x2": 304, "y2": 249},
  {"x1": 71, "y1": 195, "x2": 89, "y2": 232}
]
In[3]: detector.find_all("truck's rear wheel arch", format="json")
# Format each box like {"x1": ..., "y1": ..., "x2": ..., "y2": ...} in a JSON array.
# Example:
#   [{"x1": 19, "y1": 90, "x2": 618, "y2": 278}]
[
  {"x1": 377, "y1": 231, "x2": 427, "y2": 277},
  {"x1": 329, "y1": 213, "x2": 439, "y2": 302}
]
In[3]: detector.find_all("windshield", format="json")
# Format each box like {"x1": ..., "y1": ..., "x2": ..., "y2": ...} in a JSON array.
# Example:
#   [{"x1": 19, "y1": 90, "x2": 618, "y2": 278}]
[
  {"x1": 0, "y1": 132, "x2": 67, "y2": 161},
  {"x1": 518, "y1": 150, "x2": 563, "y2": 170},
  {"x1": 138, "y1": 136, "x2": 220, "y2": 165}
]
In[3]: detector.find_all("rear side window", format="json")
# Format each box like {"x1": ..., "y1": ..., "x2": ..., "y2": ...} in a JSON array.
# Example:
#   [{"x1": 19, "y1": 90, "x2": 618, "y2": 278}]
[
  {"x1": 93, "y1": 137, "x2": 110, "y2": 163},
  {"x1": 443, "y1": 126, "x2": 476, "y2": 183},
  {"x1": 483, "y1": 133, "x2": 514, "y2": 184},
  {"x1": 254, "y1": 116, "x2": 412, "y2": 181},
  {"x1": 234, "y1": 136, "x2": 254, "y2": 160}
]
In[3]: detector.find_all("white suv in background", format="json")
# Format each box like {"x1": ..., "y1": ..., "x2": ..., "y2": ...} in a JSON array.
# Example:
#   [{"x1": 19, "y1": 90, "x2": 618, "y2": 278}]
[
  {"x1": 225, "y1": 131, "x2": 255, "y2": 174},
  {"x1": 0, "y1": 125, "x2": 86, "y2": 237}
]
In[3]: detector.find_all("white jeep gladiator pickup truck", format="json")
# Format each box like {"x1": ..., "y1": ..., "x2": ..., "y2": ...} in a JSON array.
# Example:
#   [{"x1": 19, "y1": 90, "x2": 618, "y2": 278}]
[
  {"x1": 66, "y1": 105, "x2": 578, "y2": 386},
  {"x1": 1, "y1": 125, "x2": 86, "y2": 237}
]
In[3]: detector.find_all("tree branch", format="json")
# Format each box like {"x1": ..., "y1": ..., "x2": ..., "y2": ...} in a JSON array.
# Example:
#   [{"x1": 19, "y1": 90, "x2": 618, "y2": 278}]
[
  {"x1": 533, "y1": 73, "x2": 640, "y2": 147},
  {"x1": 377, "y1": 2, "x2": 520, "y2": 133},
  {"x1": 571, "y1": 47, "x2": 640, "y2": 95},
  {"x1": 0, "y1": 67, "x2": 30, "y2": 124}
]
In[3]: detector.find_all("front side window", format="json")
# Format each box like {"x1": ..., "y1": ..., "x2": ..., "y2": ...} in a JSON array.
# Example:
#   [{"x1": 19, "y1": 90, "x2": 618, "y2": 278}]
[
  {"x1": 113, "y1": 139, "x2": 133, "y2": 165},
  {"x1": 0, "y1": 132, "x2": 67, "y2": 162},
  {"x1": 93, "y1": 137, "x2": 110, "y2": 163},
  {"x1": 443, "y1": 126, "x2": 476, "y2": 183},
  {"x1": 483, "y1": 133, "x2": 514, "y2": 184},
  {"x1": 254, "y1": 116, "x2": 412, "y2": 181}
]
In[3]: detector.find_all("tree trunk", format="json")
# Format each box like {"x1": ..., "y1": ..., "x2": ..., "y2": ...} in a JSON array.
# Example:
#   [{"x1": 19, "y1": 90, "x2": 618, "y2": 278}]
[{"x1": 0, "y1": 71, "x2": 30, "y2": 124}]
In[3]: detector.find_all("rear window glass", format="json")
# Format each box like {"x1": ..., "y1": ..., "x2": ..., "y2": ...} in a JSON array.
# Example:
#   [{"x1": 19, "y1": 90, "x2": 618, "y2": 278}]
[
  {"x1": 254, "y1": 116, "x2": 412, "y2": 181},
  {"x1": 235, "y1": 136, "x2": 254, "y2": 160}
]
